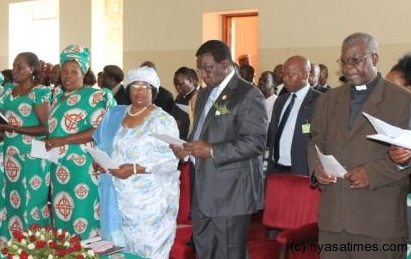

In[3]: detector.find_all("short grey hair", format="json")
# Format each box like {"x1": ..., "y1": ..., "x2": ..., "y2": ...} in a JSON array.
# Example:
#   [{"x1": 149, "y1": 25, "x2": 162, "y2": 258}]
[{"x1": 342, "y1": 32, "x2": 378, "y2": 54}]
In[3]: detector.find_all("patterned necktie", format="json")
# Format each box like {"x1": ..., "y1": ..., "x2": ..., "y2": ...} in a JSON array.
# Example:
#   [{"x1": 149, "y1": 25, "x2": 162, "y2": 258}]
[
  {"x1": 274, "y1": 93, "x2": 296, "y2": 163},
  {"x1": 193, "y1": 87, "x2": 219, "y2": 140}
]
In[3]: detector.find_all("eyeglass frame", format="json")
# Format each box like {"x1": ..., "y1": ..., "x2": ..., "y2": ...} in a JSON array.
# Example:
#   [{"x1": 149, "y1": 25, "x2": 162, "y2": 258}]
[
  {"x1": 336, "y1": 53, "x2": 374, "y2": 67},
  {"x1": 129, "y1": 82, "x2": 151, "y2": 91},
  {"x1": 196, "y1": 62, "x2": 219, "y2": 74}
]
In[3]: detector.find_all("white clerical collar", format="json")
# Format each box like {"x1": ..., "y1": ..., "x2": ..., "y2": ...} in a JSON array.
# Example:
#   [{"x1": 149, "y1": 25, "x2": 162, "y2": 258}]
[{"x1": 355, "y1": 85, "x2": 367, "y2": 91}]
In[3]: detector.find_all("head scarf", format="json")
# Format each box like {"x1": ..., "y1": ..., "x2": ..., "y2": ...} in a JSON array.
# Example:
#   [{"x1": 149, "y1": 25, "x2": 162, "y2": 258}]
[
  {"x1": 124, "y1": 66, "x2": 160, "y2": 89},
  {"x1": 59, "y1": 44, "x2": 90, "y2": 73}
]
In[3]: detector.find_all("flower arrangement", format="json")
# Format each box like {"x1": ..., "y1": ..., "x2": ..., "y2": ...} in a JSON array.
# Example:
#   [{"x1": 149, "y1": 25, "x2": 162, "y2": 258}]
[
  {"x1": 1, "y1": 224, "x2": 98, "y2": 259},
  {"x1": 213, "y1": 102, "x2": 231, "y2": 116}
]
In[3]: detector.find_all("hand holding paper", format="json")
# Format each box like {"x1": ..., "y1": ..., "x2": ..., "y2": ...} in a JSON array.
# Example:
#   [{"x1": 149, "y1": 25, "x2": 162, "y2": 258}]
[
  {"x1": 30, "y1": 139, "x2": 59, "y2": 164},
  {"x1": 315, "y1": 145, "x2": 346, "y2": 178},
  {"x1": 85, "y1": 146, "x2": 118, "y2": 172}
]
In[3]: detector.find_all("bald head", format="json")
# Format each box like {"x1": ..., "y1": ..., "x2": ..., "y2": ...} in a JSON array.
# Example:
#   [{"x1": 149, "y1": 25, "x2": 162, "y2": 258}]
[{"x1": 282, "y1": 55, "x2": 311, "y2": 92}]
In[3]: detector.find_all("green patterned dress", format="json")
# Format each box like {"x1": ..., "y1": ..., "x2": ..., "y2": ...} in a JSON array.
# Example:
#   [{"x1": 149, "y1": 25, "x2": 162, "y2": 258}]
[
  {"x1": 0, "y1": 85, "x2": 52, "y2": 240},
  {"x1": 49, "y1": 87, "x2": 108, "y2": 239}
]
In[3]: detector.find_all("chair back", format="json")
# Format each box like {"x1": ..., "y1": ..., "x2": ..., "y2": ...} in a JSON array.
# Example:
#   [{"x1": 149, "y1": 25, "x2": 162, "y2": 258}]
[{"x1": 263, "y1": 173, "x2": 320, "y2": 230}]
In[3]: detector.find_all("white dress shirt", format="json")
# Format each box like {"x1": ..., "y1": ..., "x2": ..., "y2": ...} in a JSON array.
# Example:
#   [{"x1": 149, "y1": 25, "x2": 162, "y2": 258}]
[{"x1": 277, "y1": 85, "x2": 310, "y2": 166}]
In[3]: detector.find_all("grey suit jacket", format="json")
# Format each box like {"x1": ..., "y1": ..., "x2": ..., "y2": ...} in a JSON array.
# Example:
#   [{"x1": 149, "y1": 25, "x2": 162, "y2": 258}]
[
  {"x1": 307, "y1": 77, "x2": 411, "y2": 239},
  {"x1": 267, "y1": 88, "x2": 321, "y2": 175},
  {"x1": 189, "y1": 73, "x2": 268, "y2": 217}
]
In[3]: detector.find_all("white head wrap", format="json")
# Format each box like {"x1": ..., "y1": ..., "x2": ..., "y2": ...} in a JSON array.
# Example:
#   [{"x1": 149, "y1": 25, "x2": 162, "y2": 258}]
[{"x1": 124, "y1": 66, "x2": 160, "y2": 89}]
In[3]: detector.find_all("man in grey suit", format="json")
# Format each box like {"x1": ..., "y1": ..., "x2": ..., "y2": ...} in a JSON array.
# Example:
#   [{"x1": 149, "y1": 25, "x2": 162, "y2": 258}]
[
  {"x1": 267, "y1": 56, "x2": 320, "y2": 175},
  {"x1": 308, "y1": 32, "x2": 411, "y2": 258},
  {"x1": 171, "y1": 40, "x2": 267, "y2": 259}
]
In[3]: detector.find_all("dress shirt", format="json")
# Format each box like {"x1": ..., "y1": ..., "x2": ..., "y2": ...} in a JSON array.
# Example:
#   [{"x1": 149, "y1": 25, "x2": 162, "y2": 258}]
[
  {"x1": 189, "y1": 68, "x2": 235, "y2": 163},
  {"x1": 265, "y1": 94, "x2": 277, "y2": 122},
  {"x1": 277, "y1": 85, "x2": 310, "y2": 166}
]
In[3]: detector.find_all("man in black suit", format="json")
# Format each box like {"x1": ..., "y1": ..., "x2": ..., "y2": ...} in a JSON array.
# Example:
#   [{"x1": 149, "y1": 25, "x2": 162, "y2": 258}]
[
  {"x1": 267, "y1": 56, "x2": 321, "y2": 176},
  {"x1": 140, "y1": 61, "x2": 174, "y2": 114},
  {"x1": 101, "y1": 65, "x2": 130, "y2": 105},
  {"x1": 171, "y1": 40, "x2": 267, "y2": 259}
]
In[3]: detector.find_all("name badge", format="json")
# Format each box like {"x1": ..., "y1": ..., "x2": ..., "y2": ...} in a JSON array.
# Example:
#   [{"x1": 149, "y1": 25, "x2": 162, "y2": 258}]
[{"x1": 302, "y1": 123, "x2": 310, "y2": 134}]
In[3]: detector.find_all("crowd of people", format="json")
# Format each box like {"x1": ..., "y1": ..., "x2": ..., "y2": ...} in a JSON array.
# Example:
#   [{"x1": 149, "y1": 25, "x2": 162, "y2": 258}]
[{"x1": 0, "y1": 32, "x2": 411, "y2": 259}]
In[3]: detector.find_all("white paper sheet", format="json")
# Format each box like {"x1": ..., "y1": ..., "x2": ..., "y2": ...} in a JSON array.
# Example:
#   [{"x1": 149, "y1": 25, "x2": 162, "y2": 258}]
[
  {"x1": 363, "y1": 112, "x2": 411, "y2": 149},
  {"x1": 84, "y1": 146, "x2": 119, "y2": 171},
  {"x1": 30, "y1": 139, "x2": 59, "y2": 164},
  {"x1": 315, "y1": 145, "x2": 346, "y2": 178},
  {"x1": 176, "y1": 104, "x2": 189, "y2": 114},
  {"x1": 149, "y1": 133, "x2": 187, "y2": 146}
]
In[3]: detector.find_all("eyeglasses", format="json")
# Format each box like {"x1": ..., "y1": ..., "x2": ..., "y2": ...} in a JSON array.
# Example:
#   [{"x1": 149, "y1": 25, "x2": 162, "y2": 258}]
[
  {"x1": 336, "y1": 53, "x2": 373, "y2": 66},
  {"x1": 130, "y1": 83, "x2": 151, "y2": 91},
  {"x1": 196, "y1": 63, "x2": 216, "y2": 74}
]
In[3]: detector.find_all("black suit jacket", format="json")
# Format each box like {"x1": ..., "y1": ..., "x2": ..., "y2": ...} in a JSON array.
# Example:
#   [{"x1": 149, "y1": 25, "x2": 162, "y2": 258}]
[
  {"x1": 154, "y1": 86, "x2": 174, "y2": 114},
  {"x1": 114, "y1": 85, "x2": 130, "y2": 105},
  {"x1": 267, "y1": 88, "x2": 321, "y2": 175}
]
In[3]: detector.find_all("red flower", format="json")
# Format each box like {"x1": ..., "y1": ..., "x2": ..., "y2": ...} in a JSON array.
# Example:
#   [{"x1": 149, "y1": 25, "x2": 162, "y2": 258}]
[
  {"x1": 1, "y1": 247, "x2": 9, "y2": 255},
  {"x1": 12, "y1": 231, "x2": 25, "y2": 242},
  {"x1": 35, "y1": 240, "x2": 47, "y2": 249},
  {"x1": 58, "y1": 234, "x2": 66, "y2": 241},
  {"x1": 57, "y1": 249, "x2": 67, "y2": 257},
  {"x1": 19, "y1": 251, "x2": 29, "y2": 259},
  {"x1": 49, "y1": 241, "x2": 57, "y2": 249},
  {"x1": 30, "y1": 224, "x2": 41, "y2": 231},
  {"x1": 29, "y1": 234, "x2": 36, "y2": 242},
  {"x1": 71, "y1": 242, "x2": 82, "y2": 252},
  {"x1": 69, "y1": 235, "x2": 81, "y2": 243},
  {"x1": 76, "y1": 255, "x2": 85, "y2": 259}
]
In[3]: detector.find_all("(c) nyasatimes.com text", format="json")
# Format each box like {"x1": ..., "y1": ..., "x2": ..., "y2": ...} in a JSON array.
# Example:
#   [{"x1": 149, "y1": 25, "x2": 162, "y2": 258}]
[{"x1": 290, "y1": 242, "x2": 408, "y2": 254}]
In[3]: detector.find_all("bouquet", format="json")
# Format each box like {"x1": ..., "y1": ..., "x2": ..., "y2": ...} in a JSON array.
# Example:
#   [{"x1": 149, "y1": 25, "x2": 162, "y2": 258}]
[{"x1": 0, "y1": 224, "x2": 98, "y2": 259}]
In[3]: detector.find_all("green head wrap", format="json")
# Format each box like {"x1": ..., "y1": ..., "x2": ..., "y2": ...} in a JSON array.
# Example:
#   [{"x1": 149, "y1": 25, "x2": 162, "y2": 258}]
[{"x1": 59, "y1": 44, "x2": 90, "y2": 73}]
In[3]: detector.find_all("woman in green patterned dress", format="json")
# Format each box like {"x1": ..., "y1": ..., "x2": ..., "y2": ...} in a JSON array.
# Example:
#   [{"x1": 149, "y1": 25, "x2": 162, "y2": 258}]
[
  {"x1": 45, "y1": 45, "x2": 109, "y2": 239},
  {"x1": 0, "y1": 52, "x2": 52, "y2": 241}
]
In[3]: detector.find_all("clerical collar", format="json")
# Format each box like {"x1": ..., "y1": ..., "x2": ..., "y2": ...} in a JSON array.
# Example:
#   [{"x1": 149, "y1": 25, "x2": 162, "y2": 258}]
[
  {"x1": 353, "y1": 73, "x2": 381, "y2": 91},
  {"x1": 183, "y1": 88, "x2": 195, "y2": 98},
  {"x1": 355, "y1": 85, "x2": 367, "y2": 91}
]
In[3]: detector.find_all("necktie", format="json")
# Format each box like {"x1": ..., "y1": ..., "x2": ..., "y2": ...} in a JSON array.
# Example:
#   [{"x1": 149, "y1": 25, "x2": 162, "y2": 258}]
[
  {"x1": 274, "y1": 93, "x2": 296, "y2": 163},
  {"x1": 193, "y1": 87, "x2": 219, "y2": 140}
]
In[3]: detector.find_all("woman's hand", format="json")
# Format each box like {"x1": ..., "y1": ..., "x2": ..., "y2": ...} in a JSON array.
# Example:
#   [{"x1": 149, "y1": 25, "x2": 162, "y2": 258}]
[
  {"x1": 109, "y1": 164, "x2": 134, "y2": 179},
  {"x1": 0, "y1": 123, "x2": 16, "y2": 133},
  {"x1": 45, "y1": 137, "x2": 65, "y2": 151},
  {"x1": 109, "y1": 163, "x2": 145, "y2": 179},
  {"x1": 169, "y1": 144, "x2": 189, "y2": 159},
  {"x1": 92, "y1": 162, "x2": 106, "y2": 175}
]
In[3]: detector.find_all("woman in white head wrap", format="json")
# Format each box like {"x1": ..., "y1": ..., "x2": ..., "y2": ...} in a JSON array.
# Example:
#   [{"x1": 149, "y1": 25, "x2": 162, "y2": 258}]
[{"x1": 93, "y1": 66, "x2": 180, "y2": 259}]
